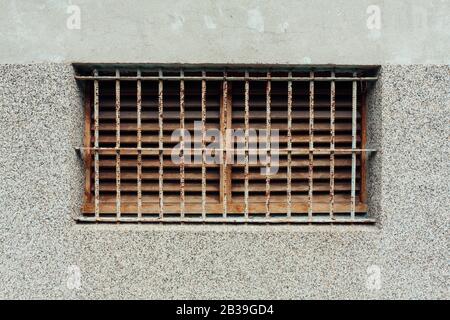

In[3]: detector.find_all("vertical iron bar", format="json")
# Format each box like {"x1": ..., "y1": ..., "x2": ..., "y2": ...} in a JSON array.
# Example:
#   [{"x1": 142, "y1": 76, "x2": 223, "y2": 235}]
[
  {"x1": 201, "y1": 71, "x2": 207, "y2": 219},
  {"x1": 287, "y1": 72, "x2": 293, "y2": 218},
  {"x1": 308, "y1": 71, "x2": 314, "y2": 221},
  {"x1": 93, "y1": 69, "x2": 100, "y2": 220},
  {"x1": 330, "y1": 71, "x2": 336, "y2": 220},
  {"x1": 351, "y1": 72, "x2": 357, "y2": 219},
  {"x1": 244, "y1": 71, "x2": 250, "y2": 218},
  {"x1": 115, "y1": 69, "x2": 121, "y2": 220},
  {"x1": 222, "y1": 73, "x2": 228, "y2": 218},
  {"x1": 158, "y1": 69, "x2": 164, "y2": 218},
  {"x1": 137, "y1": 69, "x2": 142, "y2": 218},
  {"x1": 180, "y1": 70, "x2": 185, "y2": 218},
  {"x1": 265, "y1": 72, "x2": 271, "y2": 217}
]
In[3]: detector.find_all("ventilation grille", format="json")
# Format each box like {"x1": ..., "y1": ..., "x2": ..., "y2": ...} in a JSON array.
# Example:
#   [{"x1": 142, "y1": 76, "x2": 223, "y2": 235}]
[{"x1": 75, "y1": 65, "x2": 377, "y2": 223}]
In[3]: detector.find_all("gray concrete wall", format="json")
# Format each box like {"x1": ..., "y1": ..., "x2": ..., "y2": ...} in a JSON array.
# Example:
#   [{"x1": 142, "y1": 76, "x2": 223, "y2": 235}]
[
  {"x1": 0, "y1": 0, "x2": 449, "y2": 65},
  {"x1": 0, "y1": 0, "x2": 449, "y2": 299}
]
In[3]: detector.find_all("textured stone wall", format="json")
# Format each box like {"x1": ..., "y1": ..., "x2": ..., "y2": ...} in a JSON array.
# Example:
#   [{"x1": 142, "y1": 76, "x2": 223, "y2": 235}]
[{"x1": 0, "y1": 64, "x2": 448, "y2": 299}]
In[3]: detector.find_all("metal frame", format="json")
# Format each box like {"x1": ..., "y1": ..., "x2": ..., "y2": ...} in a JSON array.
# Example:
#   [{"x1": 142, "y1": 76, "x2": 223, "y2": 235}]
[{"x1": 77, "y1": 66, "x2": 377, "y2": 224}]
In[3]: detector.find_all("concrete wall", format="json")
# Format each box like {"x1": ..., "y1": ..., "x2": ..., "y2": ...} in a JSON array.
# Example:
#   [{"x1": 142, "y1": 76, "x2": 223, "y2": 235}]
[
  {"x1": 0, "y1": 0, "x2": 449, "y2": 299},
  {"x1": 0, "y1": 0, "x2": 449, "y2": 65}
]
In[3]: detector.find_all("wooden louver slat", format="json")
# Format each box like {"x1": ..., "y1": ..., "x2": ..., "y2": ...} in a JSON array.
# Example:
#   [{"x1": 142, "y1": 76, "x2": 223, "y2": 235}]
[{"x1": 78, "y1": 67, "x2": 375, "y2": 223}]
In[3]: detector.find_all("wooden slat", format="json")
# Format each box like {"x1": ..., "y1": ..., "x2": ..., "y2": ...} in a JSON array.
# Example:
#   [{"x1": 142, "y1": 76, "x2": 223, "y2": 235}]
[
  {"x1": 95, "y1": 182, "x2": 220, "y2": 192},
  {"x1": 94, "y1": 193, "x2": 358, "y2": 204},
  {"x1": 97, "y1": 99, "x2": 358, "y2": 110},
  {"x1": 232, "y1": 110, "x2": 360, "y2": 119},
  {"x1": 97, "y1": 110, "x2": 219, "y2": 120},
  {"x1": 93, "y1": 122, "x2": 358, "y2": 132},
  {"x1": 83, "y1": 202, "x2": 367, "y2": 215},
  {"x1": 83, "y1": 84, "x2": 92, "y2": 204},
  {"x1": 96, "y1": 170, "x2": 357, "y2": 180},
  {"x1": 228, "y1": 100, "x2": 360, "y2": 109},
  {"x1": 96, "y1": 110, "x2": 359, "y2": 120},
  {"x1": 91, "y1": 134, "x2": 360, "y2": 144},
  {"x1": 96, "y1": 85, "x2": 366, "y2": 97},
  {"x1": 232, "y1": 182, "x2": 358, "y2": 192},
  {"x1": 94, "y1": 158, "x2": 359, "y2": 168}
]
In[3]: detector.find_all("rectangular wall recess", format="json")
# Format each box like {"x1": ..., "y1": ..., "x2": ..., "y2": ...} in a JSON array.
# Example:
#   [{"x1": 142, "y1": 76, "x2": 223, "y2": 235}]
[{"x1": 75, "y1": 64, "x2": 378, "y2": 224}]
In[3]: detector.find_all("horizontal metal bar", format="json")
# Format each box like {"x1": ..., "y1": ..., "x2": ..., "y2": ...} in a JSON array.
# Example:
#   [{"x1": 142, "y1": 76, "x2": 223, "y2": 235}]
[
  {"x1": 77, "y1": 216, "x2": 376, "y2": 224},
  {"x1": 75, "y1": 75, "x2": 378, "y2": 82},
  {"x1": 73, "y1": 62, "x2": 380, "y2": 71},
  {"x1": 76, "y1": 147, "x2": 377, "y2": 154}
]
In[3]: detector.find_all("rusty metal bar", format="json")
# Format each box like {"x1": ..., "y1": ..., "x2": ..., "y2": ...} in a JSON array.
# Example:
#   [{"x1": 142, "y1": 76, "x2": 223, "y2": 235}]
[
  {"x1": 93, "y1": 69, "x2": 100, "y2": 220},
  {"x1": 308, "y1": 71, "x2": 314, "y2": 220},
  {"x1": 180, "y1": 70, "x2": 185, "y2": 218},
  {"x1": 115, "y1": 69, "x2": 121, "y2": 148},
  {"x1": 76, "y1": 75, "x2": 378, "y2": 82},
  {"x1": 287, "y1": 72, "x2": 293, "y2": 218},
  {"x1": 115, "y1": 69, "x2": 121, "y2": 220},
  {"x1": 201, "y1": 70, "x2": 207, "y2": 219},
  {"x1": 158, "y1": 69, "x2": 164, "y2": 218},
  {"x1": 351, "y1": 72, "x2": 357, "y2": 220},
  {"x1": 265, "y1": 72, "x2": 271, "y2": 217},
  {"x1": 330, "y1": 71, "x2": 336, "y2": 220},
  {"x1": 137, "y1": 69, "x2": 142, "y2": 219},
  {"x1": 115, "y1": 70, "x2": 121, "y2": 220},
  {"x1": 222, "y1": 73, "x2": 228, "y2": 218},
  {"x1": 79, "y1": 147, "x2": 375, "y2": 154},
  {"x1": 244, "y1": 70, "x2": 250, "y2": 219},
  {"x1": 77, "y1": 216, "x2": 377, "y2": 224}
]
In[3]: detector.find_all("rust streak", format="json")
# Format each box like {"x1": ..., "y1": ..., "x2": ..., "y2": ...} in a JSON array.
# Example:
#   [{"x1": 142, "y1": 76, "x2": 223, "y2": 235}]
[
  {"x1": 222, "y1": 74, "x2": 228, "y2": 217},
  {"x1": 201, "y1": 70, "x2": 207, "y2": 219},
  {"x1": 115, "y1": 69, "x2": 121, "y2": 220},
  {"x1": 330, "y1": 71, "x2": 336, "y2": 220},
  {"x1": 137, "y1": 69, "x2": 142, "y2": 218},
  {"x1": 287, "y1": 71, "x2": 293, "y2": 217},
  {"x1": 265, "y1": 72, "x2": 271, "y2": 217},
  {"x1": 93, "y1": 69, "x2": 100, "y2": 220},
  {"x1": 308, "y1": 71, "x2": 314, "y2": 220},
  {"x1": 180, "y1": 70, "x2": 185, "y2": 217},
  {"x1": 244, "y1": 71, "x2": 250, "y2": 219},
  {"x1": 351, "y1": 72, "x2": 357, "y2": 219},
  {"x1": 158, "y1": 69, "x2": 164, "y2": 218}
]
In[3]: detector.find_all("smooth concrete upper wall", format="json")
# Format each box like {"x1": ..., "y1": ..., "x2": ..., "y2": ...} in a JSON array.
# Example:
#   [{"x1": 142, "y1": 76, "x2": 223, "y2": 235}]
[{"x1": 1, "y1": 0, "x2": 449, "y2": 65}]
